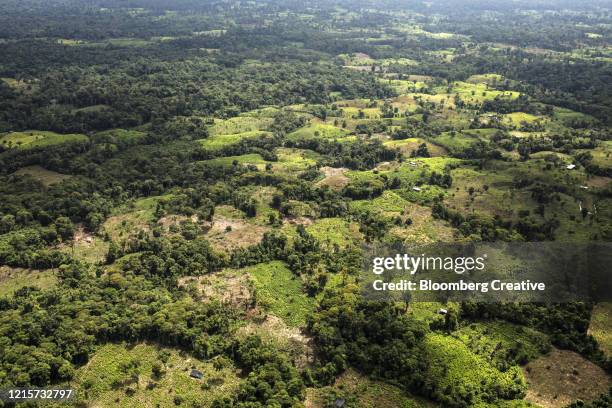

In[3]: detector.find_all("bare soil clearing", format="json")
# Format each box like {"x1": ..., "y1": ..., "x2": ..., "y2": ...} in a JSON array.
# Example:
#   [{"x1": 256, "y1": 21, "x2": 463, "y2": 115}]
[
  {"x1": 523, "y1": 348, "x2": 611, "y2": 407},
  {"x1": 315, "y1": 166, "x2": 349, "y2": 189}
]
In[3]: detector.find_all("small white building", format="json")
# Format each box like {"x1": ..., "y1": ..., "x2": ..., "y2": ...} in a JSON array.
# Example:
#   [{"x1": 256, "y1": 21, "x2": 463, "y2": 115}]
[
  {"x1": 412, "y1": 186, "x2": 421, "y2": 192},
  {"x1": 566, "y1": 164, "x2": 576, "y2": 170}
]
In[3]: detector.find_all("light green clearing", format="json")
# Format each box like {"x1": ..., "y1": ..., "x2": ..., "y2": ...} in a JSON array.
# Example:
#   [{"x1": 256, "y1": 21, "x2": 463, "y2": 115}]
[
  {"x1": 503, "y1": 112, "x2": 544, "y2": 127},
  {"x1": 384, "y1": 138, "x2": 447, "y2": 157},
  {"x1": 199, "y1": 130, "x2": 271, "y2": 151},
  {"x1": 306, "y1": 368, "x2": 439, "y2": 408},
  {"x1": 589, "y1": 302, "x2": 612, "y2": 357},
  {"x1": 203, "y1": 153, "x2": 268, "y2": 170},
  {"x1": 467, "y1": 74, "x2": 506, "y2": 85},
  {"x1": 62, "y1": 239, "x2": 110, "y2": 264},
  {"x1": 0, "y1": 130, "x2": 88, "y2": 149},
  {"x1": 208, "y1": 116, "x2": 273, "y2": 136},
  {"x1": 287, "y1": 123, "x2": 350, "y2": 141},
  {"x1": 71, "y1": 342, "x2": 240, "y2": 408},
  {"x1": 350, "y1": 190, "x2": 409, "y2": 215},
  {"x1": 238, "y1": 106, "x2": 280, "y2": 118},
  {"x1": 423, "y1": 333, "x2": 526, "y2": 407},
  {"x1": 245, "y1": 261, "x2": 315, "y2": 327},
  {"x1": 453, "y1": 321, "x2": 551, "y2": 367},
  {"x1": 340, "y1": 106, "x2": 382, "y2": 119},
  {"x1": 0, "y1": 267, "x2": 57, "y2": 296},
  {"x1": 274, "y1": 148, "x2": 322, "y2": 172},
  {"x1": 103, "y1": 195, "x2": 173, "y2": 243},
  {"x1": 306, "y1": 217, "x2": 364, "y2": 248}
]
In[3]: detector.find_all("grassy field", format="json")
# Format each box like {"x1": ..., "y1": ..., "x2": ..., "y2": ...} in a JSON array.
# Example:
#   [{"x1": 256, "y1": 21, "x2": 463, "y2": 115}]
[
  {"x1": 202, "y1": 153, "x2": 268, "y2": 169},
  {"x1": 466, "y1": 73, "x2": 506, "y2": 85},
  {"x1": 350, "y1": 190, "x2": 410, "y2": 215},
  {"x1": 238, "y1": 314, "x2": 313, "y2": 369},
  {"x1": 423, "y1": 333, "x2": 527, "y2": 407},
  {"x1": 384, "y1": 78, "x2": 428, "y2": 94},
  {"x1": 384, "y1": 137, "x2": 448, "y2": 157},
  {"x1": 448, "y1": 81, "x2": 521, "y2": 103},
  {"x1": 587, "y1": 141, "x2": 612, "y2": 169},
  {"x1": 239, "y1": 106, "x2": 280, "y2": 118},
  {"x1": 70, "y1": 342, "x2": 240, "y2": 408},
  {"x1": 103, "y1": 195, "x2": 173, "y2": 244},
  {"x1": 208, "y1": 116, "x2": 273, "y2": 136},
  {"x1": 199, "y1": 130, "x2": 271, "y2": 151},
  {"x1": 432, "y1": 131, "x2": 482, "y2": 155},
  {"x1": 305, "y1": 368, "x2": 439, "y2": 408},
  {"x1": 0, "y1": 266, "x2": 57, "y2": 296},
  {"x1": 274, "y1": 148, "x2": 322, "y2": 173},
  {"x1": 205, "y1": 209, "x2": 270, "y2": 252},
  {"x1": 387, "y1": 202, "x2": 456, "y2": 244},
  {"x1": 453, "y1": 321, "x2": 551, "y2": 369},
  {"x1": 245, "y1": 261, "x2": 315, "y2": 327},
  {"x1": 61, "y1": 233, "x2": 110, "y2": 264},
  {"x1": 445, "y1": 165, "x2": 527, "y2": 219},
  {"x1": 12, "y1": 165, "x2": 71, "y2": 186},
  {"x1": 589, "y1": 302, "x2": 612, "y2": 357},
  {"x1": 306, "y1": 217, "x2": 363, "y2": 248},
  {"x1": 502, "y1": 112, "x2": 545, "y2": 127},
  {"x1": 287, "y1": 123, "x2": 350, "y2": 141},
  {"x1": 0, "y1": 130, "x2": 88, "y2": 149},
  {"x1": 179, "y1": 268, "x2": 252, "y2": 308}
]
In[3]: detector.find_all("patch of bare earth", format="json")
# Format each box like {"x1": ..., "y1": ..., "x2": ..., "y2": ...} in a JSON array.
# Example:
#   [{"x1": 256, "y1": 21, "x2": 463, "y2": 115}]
[
  {"x1": 157, "y1": 214, "x2": 196, "y2": 230},
  {"x1": 586, "y1": 176, "x2": 611, "y2": 189},
  {"x1": 523, "y1": 348, "x2": 611, "y2": 407},
  {"x1": 205, "y1": 215, "x2": 269, "y2": 252},
  {"x1": 239, "y1": 314, "x2": 314, "y2": 369},
  {"x1": 315, "y1": 166, "x2": 349, "y2": 189},
  {"x1": 178, "y1": 270, "x2": 252, "y2": 309},
  {"x1": 283, "y1": 216, "x2": 314, "y2": 226},
  {"x1": 304, "y1": 388, "x2": 326, "y2": 408},
  {"x1": 0, "y1": 266, "x2": 22, "y2": 283},
  {"x1": 73, "y1": 225, "x2": 94, "y2": 244}
]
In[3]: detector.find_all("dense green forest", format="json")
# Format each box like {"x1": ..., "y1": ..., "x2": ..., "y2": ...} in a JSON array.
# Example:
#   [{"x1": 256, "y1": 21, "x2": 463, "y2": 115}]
[{"x1": 0, "y1": 0, "x2": 611, "y2": 407}]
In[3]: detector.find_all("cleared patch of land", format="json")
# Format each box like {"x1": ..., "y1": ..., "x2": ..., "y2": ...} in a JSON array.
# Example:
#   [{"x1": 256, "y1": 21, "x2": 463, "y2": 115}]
[
  {"x1": 102, "y1": 195, "x2": 172, "y2": 244},
  {"x1": 0, "y1": 266, "x2": 57, "y2": 296},
  {"x1": 384, "y1": 137, "x2": 447, "y2": 157},
  {"x1": 12, "y1": 165, "x2": 71, "y2": 186},
  {"x1": 178, "y1": 269, "x2": 252, "y2": 308},
  {"x1": 59, "y1": 226, "x2": 109, "y2": 264},
  {"x1": 315, "y1": 166, "x2": 349, "y2": 189},
  {"x1": 589, "y1": 302, "x2": 612, "y2": 357},
  {"x1": 423, "y1": 333, "x2": 527, "y2": 406},
  {"x1": 0, "y1": 130, "x2": 87, "y2": 150},
  {"x1": 199, "y1": 130, "x2": 271, "y2": 151},
  {"x1": 205, "y1": 213, "x2": 269, "y2": 252},
  {"x1": 238, "y1": 314, "x2": 314, "y2": 369},
  {"x1": 523, "y1": 348, "x2": 611, "y2": 407},
  {"x1": 208, "y1": 116, "x2": 273, "y2": 136},
  {"x1": 306, "y1": 217, "x2": 363, "y2": 248},
  {"x1": 71, "y1": 342, "x2": 240, "y2": 408},
  {"x1": 287, "y1": 123, "x2": 350, "y2": 141},
  {"x1": 453, "y1": 321, "x2": 551, "y2": 369},
  {"x1": 305, "y1": 368, "x2": 438, "y2": 408},
  {"x1": 245, "y1": 261, "x2": 315, "y2": 327}
]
